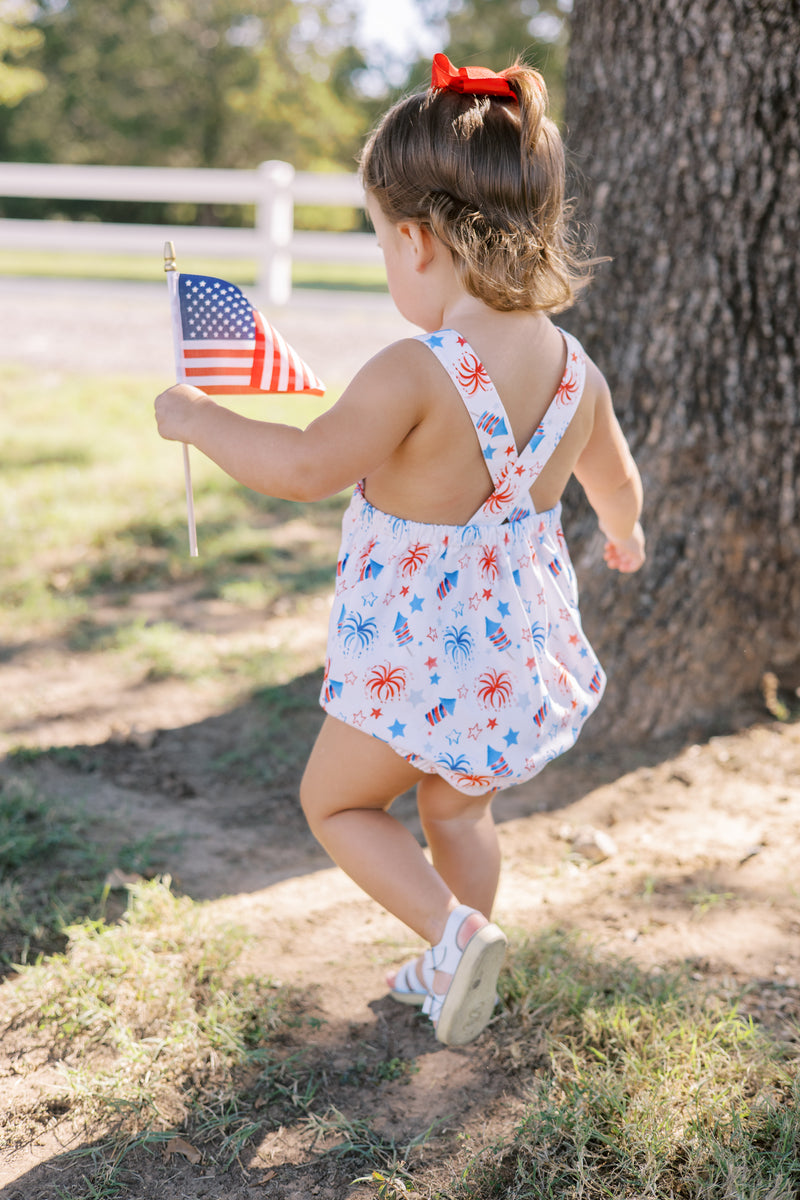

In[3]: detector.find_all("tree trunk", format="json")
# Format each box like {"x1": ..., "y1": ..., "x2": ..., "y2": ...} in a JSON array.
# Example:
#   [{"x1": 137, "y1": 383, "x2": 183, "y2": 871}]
[{"x1": 562, "y1": 0, "x2": 800, "y2": 744}]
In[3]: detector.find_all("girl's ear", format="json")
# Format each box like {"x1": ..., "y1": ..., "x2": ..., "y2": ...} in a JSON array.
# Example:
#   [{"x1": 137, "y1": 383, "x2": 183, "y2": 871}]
[{"x1": 397, "y1": 220, "x2": 436, "y2": 271}]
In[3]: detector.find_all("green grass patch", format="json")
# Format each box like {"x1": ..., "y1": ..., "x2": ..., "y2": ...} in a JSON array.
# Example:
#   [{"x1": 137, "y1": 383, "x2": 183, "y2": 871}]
[
  {"x1": 2, "y1": 909, "x2": 797, "y2": 1196},
  {"x1": 0, "y1": 774, "x2": 169, "y2": 967},
  {"x1": 0, "y1": 877, "x2": 416, "y2": 1188},
  {"x1": 0, "y1": 248, "x2": 388, "y2": 292},
  {"x1": 1, "y1": 880, "x2": 311, "y2": 1158},
  {"x1": 457, "y1": 930, "x2": 800, "y2": 1200},
  {"x1": 0, "y1": 365, "x2": 347, "y2": 690}
]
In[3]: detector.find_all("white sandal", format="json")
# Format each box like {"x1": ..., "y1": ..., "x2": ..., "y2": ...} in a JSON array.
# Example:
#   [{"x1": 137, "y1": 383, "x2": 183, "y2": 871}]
[
  {"x1": 388, "y1": 955, "x2": 434, "y2": 1006},
  {"x1": 421, "y1": 905, "x2": 507, "y2": 1046}
]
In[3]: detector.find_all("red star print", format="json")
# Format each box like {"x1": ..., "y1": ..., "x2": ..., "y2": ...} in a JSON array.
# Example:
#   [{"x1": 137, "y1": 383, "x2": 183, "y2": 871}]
[
  {"x1": 526, "y1": 657, "x2": 537, "y2": 670},
  {"x1": 487, "y1": 718, "x2": 497, "y2": 730},
  {"x1": 371, "y1": 707, "x2": 382, "y2": 718},
  {"x1": 400, "y1": 585, "x2": 409, "y2": 596},
  {"x1": 457, "y1": 336, "x2": 467, "y2": 346},
  {"x1": 569, "y1": 634, "x2": 580, "y2": 645},
  {"x1": 482, "y1": 588, "x2": 493, "y2": 600},
  {"x1": 424, "y1": 656, "x2": 437, "y2": 670}
]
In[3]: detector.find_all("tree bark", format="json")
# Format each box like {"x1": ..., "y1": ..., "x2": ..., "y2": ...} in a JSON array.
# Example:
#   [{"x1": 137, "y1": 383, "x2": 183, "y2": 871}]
[{"x1": 562, "y1": 0, "x2": 800, "y2": 744}]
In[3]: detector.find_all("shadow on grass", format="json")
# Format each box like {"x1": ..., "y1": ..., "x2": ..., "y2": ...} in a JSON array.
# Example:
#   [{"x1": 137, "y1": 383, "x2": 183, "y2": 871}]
[
  {"x1": 0, "y1": 773, "x2": 179, "y2": 974},
  {"x1": 1, "y1": 912, "x2": 798, "y2": 1200},
  {"x1": 0, "y1": 446, "x2": 93, "y2": 471},
  {"x1": 67, "y1": 490, "x2": 346, "y2": 610}
]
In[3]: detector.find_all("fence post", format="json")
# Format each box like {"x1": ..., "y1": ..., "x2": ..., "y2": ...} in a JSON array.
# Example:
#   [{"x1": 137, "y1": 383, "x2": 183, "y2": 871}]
[{"x1": 256, "y1": 159, "x2": 295, "y2": 307}]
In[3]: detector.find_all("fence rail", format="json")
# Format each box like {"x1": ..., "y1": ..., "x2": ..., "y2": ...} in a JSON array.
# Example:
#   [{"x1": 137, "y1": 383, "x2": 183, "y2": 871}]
[{"x1": 0, "y1": 161, "x2": 378, "y2": 304}]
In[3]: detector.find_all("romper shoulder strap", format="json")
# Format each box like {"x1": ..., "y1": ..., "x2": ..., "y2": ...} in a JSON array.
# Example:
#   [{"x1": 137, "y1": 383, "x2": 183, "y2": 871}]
[
  {"x1": 415, "y1": 329, "x2": 517, "y2": 502},
  {"x1": 416, "y1": 328, "x2": 588, "y2": 524}
]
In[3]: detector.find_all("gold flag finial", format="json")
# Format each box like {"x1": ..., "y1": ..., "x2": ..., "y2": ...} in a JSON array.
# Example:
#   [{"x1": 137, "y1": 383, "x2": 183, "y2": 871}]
[{"x1": 164, "y1": 240, "x2": 177, "y2": 272}]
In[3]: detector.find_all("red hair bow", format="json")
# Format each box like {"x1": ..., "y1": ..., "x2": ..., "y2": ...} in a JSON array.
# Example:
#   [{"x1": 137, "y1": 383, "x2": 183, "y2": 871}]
[{"x1": 431, "y1": 52, "x2": 517, "y2": 102}]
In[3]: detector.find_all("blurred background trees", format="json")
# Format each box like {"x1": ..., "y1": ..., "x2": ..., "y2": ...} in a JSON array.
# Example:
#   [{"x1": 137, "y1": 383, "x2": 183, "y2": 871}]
[
  {"x1": 0, "y1": 2, "x2": 46, "y2": 107},
  {"x1": 1, "y1": 0, "x2": 368, "y2": 171},
  {"x1": 0, "y1": 0, "x2": 569, "y2": 222}
]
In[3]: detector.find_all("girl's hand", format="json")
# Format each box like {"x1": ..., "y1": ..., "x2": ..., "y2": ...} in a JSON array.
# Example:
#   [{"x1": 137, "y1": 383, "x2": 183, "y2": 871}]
[
  {"x1": 602, "y1": 522, "x2": 646, "y2": 573},
  {"x1": 154, "y1": 383, "x2": 211, "y2": 443}
]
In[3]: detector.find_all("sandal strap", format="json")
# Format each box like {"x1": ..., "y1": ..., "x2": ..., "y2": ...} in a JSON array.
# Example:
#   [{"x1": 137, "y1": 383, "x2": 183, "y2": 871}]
[
  {"x1": 421, "y1": 987, "x2": 442, "y2": 1022},
  {"x1": 393, "y1": 956, "x2": 433, "y2": 996},
  {"x1": 425, "y1": 904, "x2": 482, "y2": 979}
]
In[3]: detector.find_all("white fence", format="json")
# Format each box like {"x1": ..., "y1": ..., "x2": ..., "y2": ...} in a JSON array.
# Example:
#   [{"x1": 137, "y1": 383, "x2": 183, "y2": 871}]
[{"x1": 0, "y1": 161, "x2": 380, "y2": 304}]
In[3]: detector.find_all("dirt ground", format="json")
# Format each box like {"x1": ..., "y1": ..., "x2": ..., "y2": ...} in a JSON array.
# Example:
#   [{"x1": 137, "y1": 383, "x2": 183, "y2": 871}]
[
  {"x1": 1, "y1": 612, "x2": 799, "y2": 1199},
  {"x1": 1, "y1": 282, "x2": 799, "y2": 1198}
]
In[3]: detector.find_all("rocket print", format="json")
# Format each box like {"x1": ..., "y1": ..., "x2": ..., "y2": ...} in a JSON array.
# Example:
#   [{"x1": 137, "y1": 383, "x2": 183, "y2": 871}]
[
  {"x1": 485, "y1": 619, "x2": 512, "y2": 651},
  {"x1": 425, "y1": 698, "x2": 456, "y2": 727},
  {"x1": 323, "y1": 677, "x2": 344, "y2": 704},
  {"x1": 487, "y1": 746, "x2": 514, "y2": 777},
  {"x1": 393, "y1": 612, "x2": 413, "y2": 646},
  {"x1": 436, "y1": 571, "x2": 459, "y2": 600},
  {"x1": 476, "y1": 411, "x2": 508, "y2": 437}
]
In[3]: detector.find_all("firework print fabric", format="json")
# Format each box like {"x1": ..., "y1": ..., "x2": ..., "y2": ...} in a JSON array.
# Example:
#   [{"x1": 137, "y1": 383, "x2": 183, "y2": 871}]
[{"x1": 320, "y1": 327, "x2": 606, "y2": 795}]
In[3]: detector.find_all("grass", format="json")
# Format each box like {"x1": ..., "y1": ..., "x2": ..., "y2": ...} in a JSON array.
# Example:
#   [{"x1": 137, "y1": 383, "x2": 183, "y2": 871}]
[
  {"x1": 0, "y1": 774, "x2": 170, "y2": 968},
  {"x1": 1, "y1": 909, "x2": 797, "y2": 1196},
  {"x1": 1, "y1": 880, "x2": 309, "y2": 1156},
  {"x1": 0, "y1": 364, "x2": 348, "y2": 694},
  {"x1": 2, "y1": 350, "x2": 798, "y2": 1194},
  {"x1": 453, "y1": 931, "x2": 800, "y2": 1199},
  {"x1": 0, "y1": 876, "x2": 424, "y2": 1193},
  {"x1": 0, "y1": 248, "x2": 389, "y2": 291}
]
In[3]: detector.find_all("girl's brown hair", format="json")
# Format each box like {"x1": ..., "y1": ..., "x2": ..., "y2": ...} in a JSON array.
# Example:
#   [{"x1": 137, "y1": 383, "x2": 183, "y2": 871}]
[{"x1": 360, "y1": 62, "x2": 594, "y2": 314}]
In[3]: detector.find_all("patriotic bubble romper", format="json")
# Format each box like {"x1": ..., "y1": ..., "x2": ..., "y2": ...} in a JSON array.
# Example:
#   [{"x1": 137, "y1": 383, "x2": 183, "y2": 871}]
[{"x1": 320, "y1": 328, "x2": 606, "y2": 795}]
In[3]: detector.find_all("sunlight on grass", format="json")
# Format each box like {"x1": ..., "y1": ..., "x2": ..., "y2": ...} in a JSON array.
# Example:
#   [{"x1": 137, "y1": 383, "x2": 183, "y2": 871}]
[
  {"x1": 1, "y1": 880, "x2": 304, "y2": 1155},
  {"x1": 0, "y1": 365, "x2": 346, "y2": 690},
  {"x1": 2, "y1": 912, "x2": 796, "y2": 1196},
  {"x1": 458, "y1": 930, "x2": 800, "y2": 1200},
  {"x1": 0, "y1": 248, "x2": 388, "y2": 291}
]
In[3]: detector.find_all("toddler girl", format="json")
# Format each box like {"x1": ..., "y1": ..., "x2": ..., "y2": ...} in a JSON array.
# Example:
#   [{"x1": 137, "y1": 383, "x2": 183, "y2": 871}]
[{"x1": 155, "y1": 53, "x2": 645, "y2": 1046}]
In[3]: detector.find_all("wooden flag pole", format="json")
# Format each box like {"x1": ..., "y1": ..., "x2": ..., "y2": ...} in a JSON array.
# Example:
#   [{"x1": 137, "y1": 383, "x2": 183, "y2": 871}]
[{"x1": 164, "y1": 241, "x2": 199, "y2": 557}]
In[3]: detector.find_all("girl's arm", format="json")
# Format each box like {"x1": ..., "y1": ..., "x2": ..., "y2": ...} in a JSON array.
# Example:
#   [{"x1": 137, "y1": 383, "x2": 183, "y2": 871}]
[
  {"x1": 573, "y1": 366, "x2": 646, "y2": 574},
  {"x1": 154, "y1": 340, "x2": 428, "y2": 502}
]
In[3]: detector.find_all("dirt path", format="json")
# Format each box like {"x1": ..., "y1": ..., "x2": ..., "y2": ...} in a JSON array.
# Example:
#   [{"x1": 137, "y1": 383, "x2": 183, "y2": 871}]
[{"x1": 2, "y1": 629, "x2": 799, "y2": 1197}]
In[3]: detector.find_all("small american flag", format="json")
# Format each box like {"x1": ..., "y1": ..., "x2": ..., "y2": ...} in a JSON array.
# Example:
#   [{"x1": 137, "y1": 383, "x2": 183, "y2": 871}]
[{"x1": 173, "y1": 273, "x2": 325, "y2": 396}]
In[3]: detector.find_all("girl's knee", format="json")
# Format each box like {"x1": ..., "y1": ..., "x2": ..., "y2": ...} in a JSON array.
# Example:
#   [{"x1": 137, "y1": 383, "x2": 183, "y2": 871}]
[
  {"x1": 417, "y1": 773, "x2": 495, "y2": 826},
  {"x1": 299, "y1": 762, "x2": 332, "y2": 832}
]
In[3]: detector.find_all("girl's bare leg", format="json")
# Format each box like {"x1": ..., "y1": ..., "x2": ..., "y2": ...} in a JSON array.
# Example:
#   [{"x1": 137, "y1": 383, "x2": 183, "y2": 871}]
[
  {"x1": 416, "y1": 773, "x2": 501, "y2": 920},
  {"x1": 300, "y1": 716, "x2": 462, "y2": 945}
]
